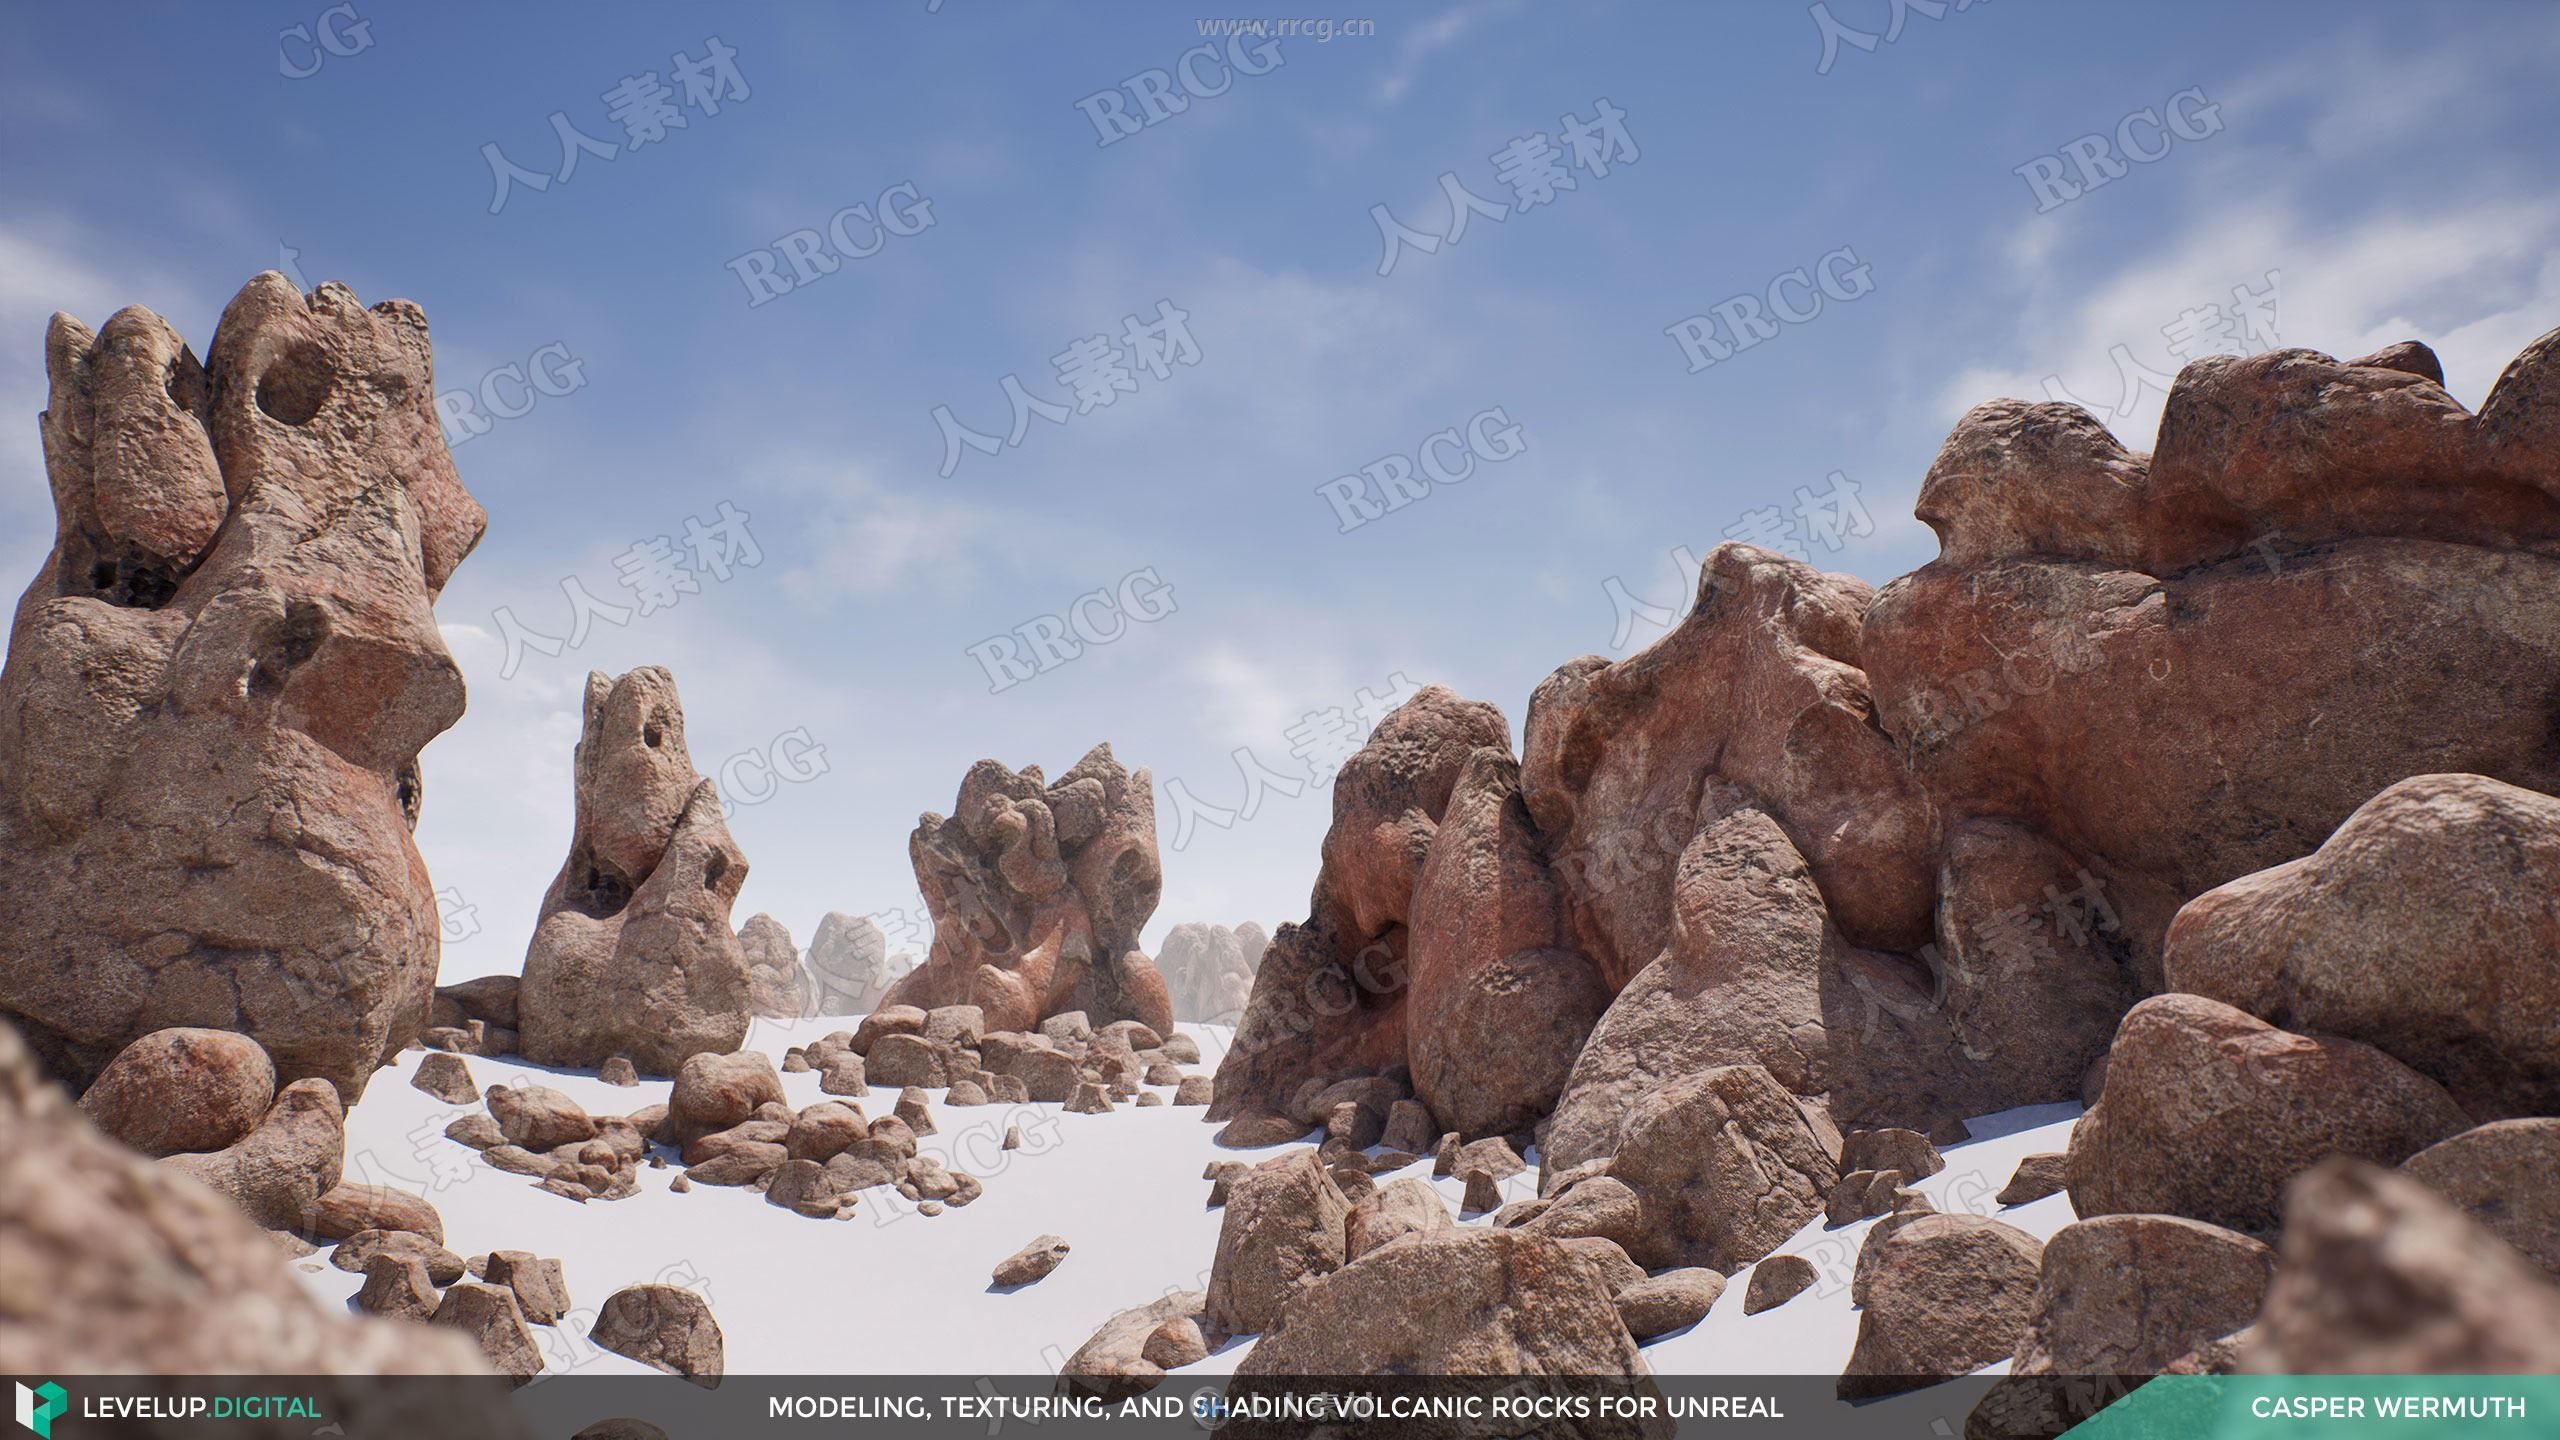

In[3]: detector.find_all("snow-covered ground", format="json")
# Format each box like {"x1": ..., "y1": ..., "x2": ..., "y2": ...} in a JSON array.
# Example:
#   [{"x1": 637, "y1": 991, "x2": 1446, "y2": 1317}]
[{"x1": 304, "y1": 1014, "x2": 2080, "y2": 1389}]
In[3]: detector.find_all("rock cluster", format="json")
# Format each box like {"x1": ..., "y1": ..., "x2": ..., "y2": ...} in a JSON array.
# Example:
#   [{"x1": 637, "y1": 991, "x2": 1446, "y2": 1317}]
[
  {"x1": 879, "y1": 746, "x2": 1173, "y2": 1035},
  {"x1": 518, "y1": 667, "x2": 755, "y2": 1074},
  {"x1": 0, "y1": 273, "x2": 485, "y2": 1101}
]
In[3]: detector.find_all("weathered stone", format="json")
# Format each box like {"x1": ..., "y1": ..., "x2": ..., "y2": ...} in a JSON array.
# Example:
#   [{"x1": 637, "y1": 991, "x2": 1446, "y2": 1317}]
[
  {"x1": 485, "y1": 1250, "x2": 572, "y2": 1326},
  {"x1": 1063, "y1": 1291, "x2": 1214, "y2": 1398},
  {"x1": 1140, "y1": 1316, "x2": 1210, "y2": 1370},
  {"x1": 76, "y1": 1028, "x2": 277, "y2": 1157},
  {"x1": 1236, "y1": 1229, "x2": 1646, "y2": 1377},
  {"x1": 334, "y1": 1228, "x2": 465, "y2": 1285},
  {"x1": 412, "y1": 1051, "x2": 477, "y2": 1104},
  {"x1": 1840, "y1": 1214, "x2": 2044, "y2": 1400},
  {"x1": 1617, "y1": 1268, "x2": 1726, "y2": 1340},
  {"x1": 2247, "y1": 1158, "x2": 2560, "y2": 1373},
  {"x1": 656, "y1": 1050, "x2": 785, "y2": 1148},
  {"x1": 1206, "y1": 1150, "x2": 1352, "y2": 1335},
  {"x1": 1744, "y1": 1254, "x2": 1819, "y2": 1314},
  {"x1": 805, "y1": 912, "x2": 897, "y2": 1017},
  {"x1": 2066, "y1": 994, "x2": 2472, "y2": 1236},
  {"x1": 431, "y1": 1281, "x2": 542, "y2": 1383},
  {"x1": 1155, "y1": 922, "x2": 1266, "y2": 1024},
  {"x1": 599, "y1": 1056, "x2": 637, "y2": 1087},
  {"x1": 517, "y1": 668, "x2": 753, "y2": 1073},
  {"x1": 160, "y1": 1077, "x2": 344, "y2": 1231},
  {"x1": 2168, "y1": 774, "x2": 2560, "y2": 1118},
  {"x1": 2008, "y1": 1216, "x2": 2273, "y2": 1381},
  {"x1": 993, "y1": 1234, "x2": 1071, "y2": 1286},
  {"x1": 1065, "y1": 1081, "x2": 1114, "y2": 1115},
  {"x1": 1997, "y1": 1154, "x2": 2069, "y2": 1207},
  {"x1": 484, "y1": 1084, "x2": 595, "y2": 1152},
  {"x1": 765, "y1": 1158, "x2": 847, "y2": 1218},
  {"x1": 354, "y1": 1252, "x2": 439, "y2": 1321},
  {"x1": 1608, "y1": 1064, "x2": 1838, "y2": 1272},
  {"x1": 2399, "y1": 1119, "x2": 2560, "y2": 1281},
  {"x1": 1344, "y1": 1177, "x2": 1452, "y2": 1259},
  {"x1": 303, "y1": 1183, "x2": 441, "y2": 1244},
  {"x1": 736, "y1": 912, "x2": 811, "y2": 1020},
  {"x1": 0, "y1": 276, "x2": 488, "y2": 1101},
  {"x1": 879, "y1": 747, "x2": 1173, "y2": 1036},
  {"x1": 590, "y1": 1284, "x2": 724, "y2": 1386}
]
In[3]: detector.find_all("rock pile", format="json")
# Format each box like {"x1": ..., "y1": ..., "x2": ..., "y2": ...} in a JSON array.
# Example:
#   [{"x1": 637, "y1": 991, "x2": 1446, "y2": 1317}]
[
  {"x1": 879, "y1": 747, "x2": 1173, "y2": 1035},
  {"x1": 0, "y1": 273, "x2": 486, "y2": 1101},
  {"x1": 518, "y1": 667, "x2": 755, "y2": 1074}
]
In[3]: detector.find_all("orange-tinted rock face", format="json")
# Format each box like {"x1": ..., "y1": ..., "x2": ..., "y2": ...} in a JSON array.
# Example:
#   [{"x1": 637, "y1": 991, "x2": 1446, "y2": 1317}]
[
  {"x1": 0, "y1": 273, "x2": 484, "y2": 1099},
  {"x1": 880, "y1": 744, "x2": 1171, "y2": 1036}
]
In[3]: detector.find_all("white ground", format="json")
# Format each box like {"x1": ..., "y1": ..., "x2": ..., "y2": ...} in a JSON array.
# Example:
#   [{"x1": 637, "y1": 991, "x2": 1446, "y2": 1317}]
[{"x1": 301, "y1": 1015, "x2": 2083, "y2": 1391}]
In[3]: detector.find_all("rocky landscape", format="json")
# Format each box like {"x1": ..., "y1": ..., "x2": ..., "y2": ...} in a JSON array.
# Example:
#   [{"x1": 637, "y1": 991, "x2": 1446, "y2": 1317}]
[{"x1": 3, "y1": 273, "x2": 2558, "y2": 1434}]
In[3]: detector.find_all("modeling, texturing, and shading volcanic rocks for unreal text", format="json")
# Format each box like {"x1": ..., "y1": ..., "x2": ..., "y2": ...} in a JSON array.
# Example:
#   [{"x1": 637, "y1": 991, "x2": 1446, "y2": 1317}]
[{"x1": 3, "y1": 6, "x2": 2558, "y2": 1438}]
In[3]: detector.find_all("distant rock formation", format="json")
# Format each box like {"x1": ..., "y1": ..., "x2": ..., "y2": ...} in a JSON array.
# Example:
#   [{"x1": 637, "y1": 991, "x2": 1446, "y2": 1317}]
[
  {"x1": 736, "y1": 913, "x2": 812, "y2": 1019},
  {"x1": 1154, "y1": 922, "x2": 1267, "y2": 1024},
  {"x1": 0, "y1": 273, "x2": 484, "y2": 1100},
  {"x1": 517, "y1": 668, "x2": 753, "y2": 1073},
  {"x1": 805, "y1": 911, "x2": 900, "y2": 1016},
  {"x1": 878, "y1": 746, "x2": 1172, "y2": 1035}
]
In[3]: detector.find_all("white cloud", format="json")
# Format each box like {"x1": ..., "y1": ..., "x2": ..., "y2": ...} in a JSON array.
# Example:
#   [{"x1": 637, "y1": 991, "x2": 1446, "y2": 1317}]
[{"x1": 1375, "y1": 0, "x2": 1520, "y2": 105}]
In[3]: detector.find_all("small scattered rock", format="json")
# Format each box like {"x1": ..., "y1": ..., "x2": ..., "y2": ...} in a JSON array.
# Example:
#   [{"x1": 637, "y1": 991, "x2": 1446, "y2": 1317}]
[
  {"x1": 591, "y1": 1285, "x2": 725, "y2": 1387},
  {"x1": 1065, "y1": 1081, "x2": 1115, "y2": 1115},
  {"x1": 1616, "y1": 1268, "x2": 1726, "y2": 1339},
  {"x1": 431, "y1": 1281, "x2": 543, "y2": 1383},
  {"x1": 1140, "y1": 1316, "x2": 1209, "y2": 1370},
  {"x1": 1998, "y1": 1153, "x2": 2070, "y2": 1207},
  {"x1": 1217, "y1": 1108, "x2": 1307, "y2": 1147},
  {"x1": 485, "y1": 1250, "x2": 572, "y2": 1326},
  {"x1": 993, "y1": 1234, "x2": 1072, "y2": 1287},
  {"x1": 1744, "y1": 1254, "x2": 1819, "y2": 1314},
  {"x1": 354, "y1": 1253, "x2": 438, "y2": 1320},
  {"x1": 894, "y1": 1088, "x2": 938, "y2": 1135},
  {"x1": 1460, "y1": 1169, "x2": 1503, "y2": 1214},
  {"x1": 600, "y1": 1057, "x2": 638, "y2": 1087},
  {"x1": 411, "y1": 1052, "x2": 479, "y2": 1106},
  {"x1": 302, "y1": 1182, "x2": 442, "y2": 1244}
]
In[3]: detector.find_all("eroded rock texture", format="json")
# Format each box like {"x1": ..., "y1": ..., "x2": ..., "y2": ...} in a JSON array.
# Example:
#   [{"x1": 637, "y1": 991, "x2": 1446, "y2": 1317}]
[
  {"x1": 0, "y1": 273, "x2": 484, "y2": 1100},
  {"x1": 878, "y1": 745, "x2": 1171, "y2": 1035},
  {"x1": 736, "y1": 912, "x2": 812, "y2": 1019},
  {"x1": 1217, "y1": 330, "x2": 2560, "y2": 1162},
  {"x1": 517, "y1": 668, "x2": 752, "y2": 1073}
]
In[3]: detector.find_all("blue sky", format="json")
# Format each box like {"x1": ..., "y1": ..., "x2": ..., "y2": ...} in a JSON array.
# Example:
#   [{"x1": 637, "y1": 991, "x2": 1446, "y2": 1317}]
[{"x1": 5, "y1": 1, "x2": 2558, "y2": 982}]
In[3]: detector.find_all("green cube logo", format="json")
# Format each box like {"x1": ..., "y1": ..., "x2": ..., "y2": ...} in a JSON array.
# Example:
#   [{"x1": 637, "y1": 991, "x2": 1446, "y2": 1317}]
[{"x1": 13, "y1": 1382, "x2": 64, "y2": 1438}]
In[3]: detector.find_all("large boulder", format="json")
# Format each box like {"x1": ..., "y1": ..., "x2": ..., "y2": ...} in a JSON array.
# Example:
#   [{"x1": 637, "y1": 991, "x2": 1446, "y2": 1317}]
[
  {"x1": 0, "y1": 273, "x2": 487, "y2": 1100},
  {"x1": 1205, "y1": 1150, "x2": 1353, "y2": 1335},
  {"x1": 2166, "y1": 774, "x2": 2560, "y2": 1119},
  {"x1": 517, "y1": 668, "x2": 754, "y2": 1073},
  {"x1": 76, "y1": 1027, "x2": 276, "y2": 1157},
  {"x1": 735, "y1": 912, "x2": 811, "y2": 1020},
  {"x1": 878, "y1": 746, "x2": 1172, "y2": 1036},
  {"x1": 1236, "y1": 1228, "x2": 1647, "y2": 1378},
  {"x1": 2065, "y1": 994, "x2": 2473, "y2": 1235},
  {"x1": 2008, "y1": 1215, "x2": 2274, "y2": 1376},
  {"x1": 1604, "y1": 1063, "x2": 1839, "y2": 1272},
  {"x1": 2247, "y1": 1158, "x2": 2560, "y2": 1373},
  {"x1": 0, "y1": 1020, "x2": 523, "y2": 1425},
  {"x1": 1840, "y1": 1214, "x2": 2044, "y2": 1399}
]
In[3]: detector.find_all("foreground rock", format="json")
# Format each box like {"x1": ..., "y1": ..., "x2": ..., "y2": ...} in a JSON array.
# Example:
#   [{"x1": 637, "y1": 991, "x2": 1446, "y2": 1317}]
[
  {"x1": 1236, "y1": 1229, "x2": 1647, "y2": 1377},
  {"x1": 2247, "y1": 1158, "x2": 2560, "y2": 1372},
  {"x1": 517, "y1": 667, "x2": 754, "y2": 1073},
  {"x1": 878, "y1": 746, "x2": 1172, "y2": 1036},
  {"x1": 76, "y1": 1027, "x2": 277, "y2": 1157},
  {"x1": 1606, "y1": 1064, "x2": 1839, "y2": 1271},
  {"x1": 1063, "y1": 1291, "x2": 1217, "y2": 1398},
  {"x1": 591, "y1": 1284, "x2": 724, "y2": 1387},
  {"x1": 1840, "y1": 1214, "x2": 2044, "y2": 1399},
  {"x1": 1206, "y1": 1151, "x2": 1352, "y2": 1334},
  {"x1": 2065, "y1": 993, "x2": 2470, "y2": 1235},
  {"x1": 431, "y1": 1282, "x2": 542, "y2": 1384},
  {"x1": 2167, "y1": 773, "x2": 2560, "y2": 1118},
  {"x1": 0, "y1": 1019, "x2": 522, "y2": 1425},
  {"x1": 0, "y1": 273, "x2": 488, "y2": 1100}
]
